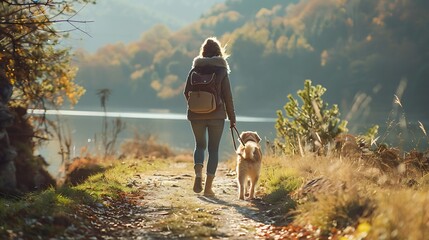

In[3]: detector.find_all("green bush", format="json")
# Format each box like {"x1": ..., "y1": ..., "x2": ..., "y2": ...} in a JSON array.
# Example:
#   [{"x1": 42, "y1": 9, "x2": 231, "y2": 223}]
[
  {"x1": 275, "y1": 80, "x2": 348, "y2": 155},
  {"x1": 260, "y1": 165, "x2": 302, "y2": 200}
]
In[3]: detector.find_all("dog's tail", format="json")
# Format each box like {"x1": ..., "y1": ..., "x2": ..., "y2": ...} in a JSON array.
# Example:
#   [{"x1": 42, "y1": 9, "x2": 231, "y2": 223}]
[{"x1": 242, "y1": 142, "x2": 257, "y2": 159}]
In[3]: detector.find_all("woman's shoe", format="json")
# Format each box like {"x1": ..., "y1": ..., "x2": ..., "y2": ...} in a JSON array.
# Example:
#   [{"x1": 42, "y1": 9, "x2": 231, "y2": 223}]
[
  {"x1": 193, "y1": 164, "x2": 203, "y2": 193},
  {"x1": 203, "y1": 175, "x2": 215, "y2": 197}
]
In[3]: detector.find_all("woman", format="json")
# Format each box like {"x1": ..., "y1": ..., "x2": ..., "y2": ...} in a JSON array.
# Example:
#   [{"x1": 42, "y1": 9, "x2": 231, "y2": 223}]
[{"x1": 184, "y1": 37, "x2": 236, "y2": 197}]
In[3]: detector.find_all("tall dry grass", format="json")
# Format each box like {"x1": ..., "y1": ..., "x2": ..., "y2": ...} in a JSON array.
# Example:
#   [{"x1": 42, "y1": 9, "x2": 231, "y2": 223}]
[
  {"x1": 369, "y1": 189, "x2": 429, "y2": 240},
  {"x1": 257, "y1": 151, "x2": 429, "y2": 238}
]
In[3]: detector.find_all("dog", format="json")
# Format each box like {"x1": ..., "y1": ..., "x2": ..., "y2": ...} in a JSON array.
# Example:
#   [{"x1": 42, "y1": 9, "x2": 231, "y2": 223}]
[{"x1": 236, "y1": 131, "x2": 262, "y2": 200}]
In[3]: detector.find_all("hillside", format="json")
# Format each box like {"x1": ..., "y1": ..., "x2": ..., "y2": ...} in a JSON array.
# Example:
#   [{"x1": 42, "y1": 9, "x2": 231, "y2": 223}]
[
  {"x1": 73, "y1": 0, "x2": 429, "y2": 131},
  {"x1": 67, "y1": 0, "x2": 224, "y2": 51}
]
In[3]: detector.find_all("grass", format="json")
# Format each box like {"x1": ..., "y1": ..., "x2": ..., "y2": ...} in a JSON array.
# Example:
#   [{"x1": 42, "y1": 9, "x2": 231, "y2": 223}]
[
  {"x1": 369, "y1": 189, "x2": 429, "y2": 240},
  {"x1": 253, "y1": 156, "x2": 303, "y2": 224},
  {"x1": 156, "y1": 203, "x2": 220, "y2": 238},
  {"x1": 294, "y1": 190, "x2": 375, "y2": 234},
  {"x1": 255, "y1": 151, "x2": 429, "y2": 238},
  {"x1": 0, "y1": 158, "x2": 168, "y2": 238},
  {"x1": 261, "y1": 162, "x2": 302, "y2": 195},
  {"x1": 2, "y1": 139, "x2": 429, "y2": 239},
  {"x1": 254, "y1": 95, "x2": 429, "y2": 238},
  {"x1": 1, "y1": 156, "x2": 219, "y2": 239},
  {"x1": 0, "y1": 187, "x2": 91, "y2": 238}
]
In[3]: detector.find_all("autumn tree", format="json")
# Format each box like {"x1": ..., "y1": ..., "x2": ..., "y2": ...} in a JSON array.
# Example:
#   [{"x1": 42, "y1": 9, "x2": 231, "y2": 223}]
[
  {"x1": 1, "y1": 0, "x2": 94, "y2": 109},
  {"x1": 0, "y1": 0, "x2": 95, "y2": 192}
]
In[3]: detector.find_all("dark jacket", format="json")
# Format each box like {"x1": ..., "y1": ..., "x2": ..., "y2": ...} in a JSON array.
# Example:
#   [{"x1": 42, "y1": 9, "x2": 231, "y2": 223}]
[{"x1": 184, "y1": 56, "x2": 236, "y2": 123}]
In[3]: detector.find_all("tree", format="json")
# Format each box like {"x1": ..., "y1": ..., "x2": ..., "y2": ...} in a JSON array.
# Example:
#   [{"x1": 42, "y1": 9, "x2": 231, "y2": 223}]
[
  {"x1": 275, "y1": 80, "x2": 348, "y2": 156},
  {"x1": 1, "y1": 0, "x2": 94, "y2": 110},
  {"x1": 0, "y1": 0, "x2": 95, "y2": 192}
]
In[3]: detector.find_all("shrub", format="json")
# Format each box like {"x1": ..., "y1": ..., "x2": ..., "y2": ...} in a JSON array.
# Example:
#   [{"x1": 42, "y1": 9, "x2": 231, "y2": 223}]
[
  {"x1": 64, "y1": 157, "x2": 105, "y2": 186},
  {"x1": 120, "y1": 132, "x2": 174, "y2": 159},
  {"x1": 275, "y1": 80, "x2": 348, "y2": 155}
]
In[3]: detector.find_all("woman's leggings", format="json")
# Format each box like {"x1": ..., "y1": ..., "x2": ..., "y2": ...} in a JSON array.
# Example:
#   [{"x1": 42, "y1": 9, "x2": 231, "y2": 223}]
[{"x1": 190, "y1": 119, "x2": 225, "y2": 176}]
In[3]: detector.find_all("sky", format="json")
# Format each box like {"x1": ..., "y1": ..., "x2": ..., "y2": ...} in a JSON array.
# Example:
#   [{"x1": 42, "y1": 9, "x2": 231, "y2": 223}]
[{"x1": 63, "y1": 0, "x2": 224, "y2": 52}]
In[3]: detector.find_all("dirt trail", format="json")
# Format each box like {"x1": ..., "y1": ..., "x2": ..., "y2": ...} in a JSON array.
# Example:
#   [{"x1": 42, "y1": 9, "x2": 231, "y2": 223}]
[
  {"x1": 108, "y1": 162, "x2": 274, "y2": 239},
  {"x1": 64, "y1": 161, "x2": 323, "y2": 239}
]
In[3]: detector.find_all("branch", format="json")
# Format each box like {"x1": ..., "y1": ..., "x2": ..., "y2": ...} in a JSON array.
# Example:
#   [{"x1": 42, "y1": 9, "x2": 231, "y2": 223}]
[
  {"x1": 1, "y1": 0, "x2": 94, "y2": 36},
  {"x1": 1, "y1": 18, "x2": 94, "y2": 25},
  {"x1": 1, "y1": 0, "x2": 54, "y2": 7}
]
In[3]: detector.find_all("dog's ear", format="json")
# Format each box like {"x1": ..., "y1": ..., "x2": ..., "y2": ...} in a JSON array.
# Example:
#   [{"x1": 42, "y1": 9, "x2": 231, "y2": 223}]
[
  {"x1": 239, "y1": 131, "x2": 248, "y2": 143},
  {"x1": 254, "y1": 132, "x2": 261, "y2": 143}
]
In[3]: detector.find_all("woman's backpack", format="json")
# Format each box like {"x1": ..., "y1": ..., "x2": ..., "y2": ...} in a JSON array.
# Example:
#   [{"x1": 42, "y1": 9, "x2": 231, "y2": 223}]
[{"x1": 187, "y1": 70, "x2": 221, "y2": 113}]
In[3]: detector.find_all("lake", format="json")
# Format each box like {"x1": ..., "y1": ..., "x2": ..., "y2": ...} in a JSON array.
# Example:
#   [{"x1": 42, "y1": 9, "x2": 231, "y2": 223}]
[{"x1": 29, "y1": 109, "x2": 278, "y2": 174}]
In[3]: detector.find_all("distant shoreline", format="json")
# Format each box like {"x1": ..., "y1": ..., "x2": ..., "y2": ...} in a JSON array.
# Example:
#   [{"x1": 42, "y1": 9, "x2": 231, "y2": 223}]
[{"x1": 27, "y1": 109, "x2": 277, "y2": 122}]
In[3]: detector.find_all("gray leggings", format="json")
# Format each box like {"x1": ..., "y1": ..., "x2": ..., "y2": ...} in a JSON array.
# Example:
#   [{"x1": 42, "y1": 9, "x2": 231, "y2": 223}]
[{"x1": 190, "y1": 119, "x2": 225, "y2": 176}]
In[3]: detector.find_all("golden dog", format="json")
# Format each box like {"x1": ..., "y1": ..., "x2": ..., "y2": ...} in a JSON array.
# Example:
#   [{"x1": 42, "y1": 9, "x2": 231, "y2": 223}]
[{"x1": 236, "y1": 131, "x2": 262, "y2": 200}]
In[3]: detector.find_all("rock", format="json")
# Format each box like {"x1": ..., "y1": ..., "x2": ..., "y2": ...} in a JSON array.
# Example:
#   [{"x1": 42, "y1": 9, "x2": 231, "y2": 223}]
[
  {"x1": 0, "y1": 104, "x2": 17, "y2": 192},
  {"x1": 0, "y1": 80, "x2": 13, "y2": 104},
  {"x1": 334, "y1": 134, "x2": 360, "y2": 158},
  {"x1": 0, "y1": 103, "x2": 14, "y2": 128},
  {"x1": 0, "y1": 146, "x2": 17, "y2": 163},
  {"x1": 0, "y1": 160, "x2": 17, "y2": 191},
  {"x1": 294, "y1": 176, "x2": 346, "y2": 201}
]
